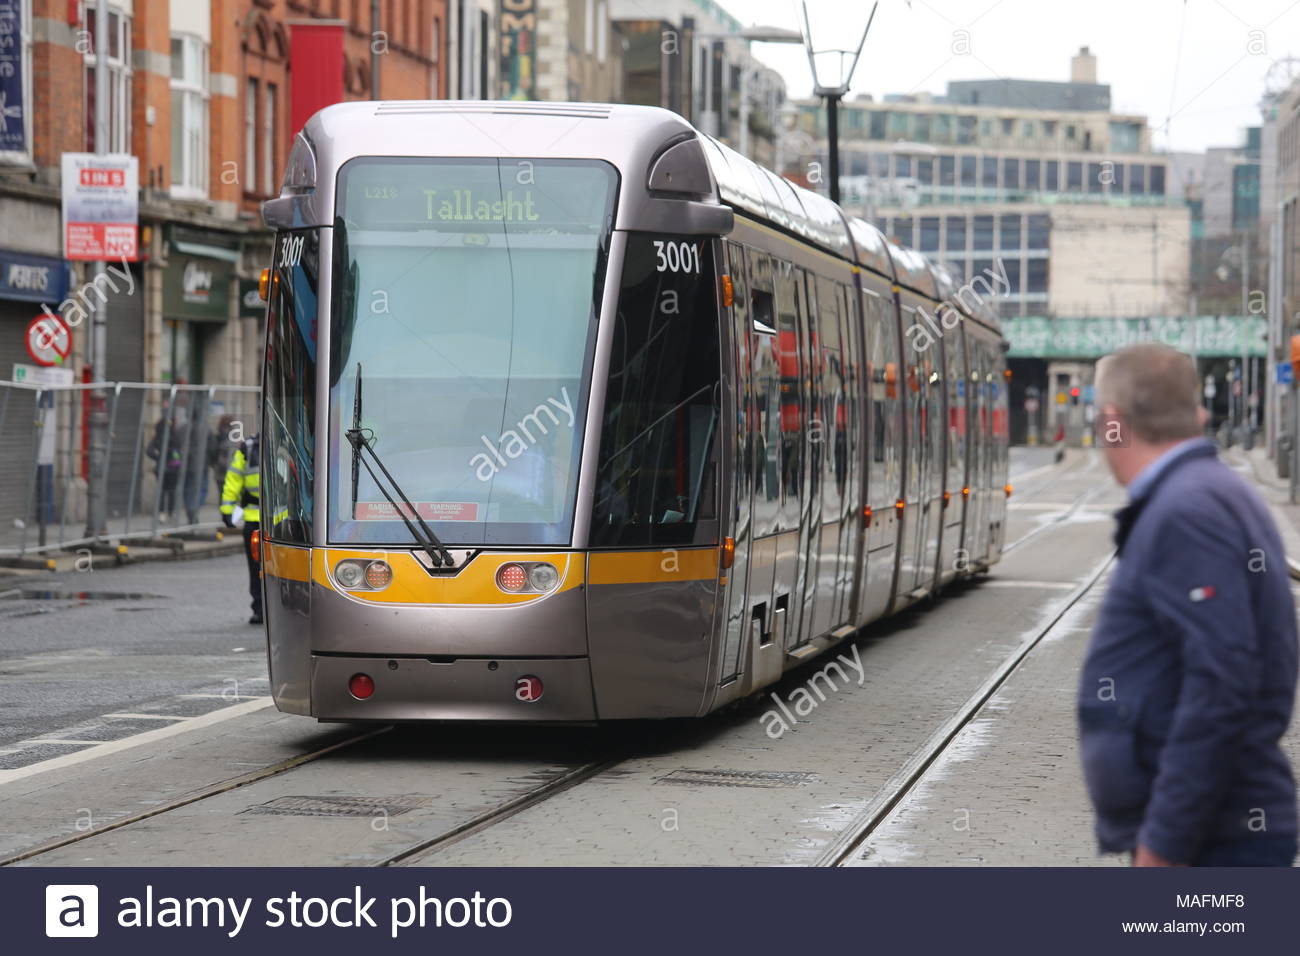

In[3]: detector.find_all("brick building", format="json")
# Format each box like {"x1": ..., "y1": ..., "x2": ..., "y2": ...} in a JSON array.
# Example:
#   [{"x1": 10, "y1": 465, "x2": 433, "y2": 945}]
[{"x1": 0, "y1": 0, "x2": 446, "y2": 393}]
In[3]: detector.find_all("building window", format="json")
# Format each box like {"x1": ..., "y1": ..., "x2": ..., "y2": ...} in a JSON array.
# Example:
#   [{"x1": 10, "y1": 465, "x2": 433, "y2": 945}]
[
  {"x1": 999, "y1": 214, "x2": 1021, "y2": 251},
  {"x1": 263, "y1": 83, "x2": 277, "y2": 193},
  {"x1": 1067, "y1": 161, "x2": 1083, "y2": 191},
  {"x1": 960, "y1": 155, "x2": 976, "y2": 187},
  {"x1": 1027, "y1": 215, "x2": 1050, "y2": 250},
  {"x1": 1002, "y1": 157, "x2": 1021, "y2": 190},
  {"x1": 1000, "y1": 117, "x2": 1014, "y2": 135},
  {"x1": 956, "y1": 115, "x2": 975, "y2": 145},
  {"x1": 245, "y1": 78, "x2": 258, "y2": 193},
  {"x1": 915, "y1": 114, "x2": 931, "y2": 142},
  {"x1": 1130, "y1": 163, "x2": 1146, "y2": 195},
  {"x1": 1003, "y1": 258, "x2": 1022, "y2": 294},
  {"x1": 916, "y1": 157, "x2": 933, "y2": 185},
  {"x1": 1027, "y1": 258, "x2": 1048, "y2": 293},
  {"x1": 894, "y1": 154, "x2": 912, "y2": 178},
  {"x1": 973, "y1": 215, "x2": 993, "y2": 251},
  {"x1": 869, "y1": 110, "x2": 885, "y2": 139},
  {"x1": 1150, "y1": 164, "x2": 1166, "y2": 195},
  {"x1": 893, "y1": 218, "x2": 913, "y2": 246},
  {"x1": 1025, "y1": 159, "x2": 1041, "y2": 190},
  {"x1": 83, "y1": 1, "x2": 133, "y2": 154},
  {"x1": 1087, "y1": 162, "x2": 1103, "y2": 193},
  {"x1": 919, "y1": 217, "x2": 940, "y2": 251},
  {"x1": 1110, "y1": 162, "x2": 1126, "y2": 193},
  {"x1": 944, "y1": 216, "x2": 966, "y2": 253},
  {"x1": 1045, "y1": 160, "x2": 1060, "y2": 191},
  {"x1": 981, "y1": 156, "x2": 997, "y2": 188},
  {"x1": 170, "y1": 34, "x2": 209, "y2": 197},
  {"x1": 939, "y1": 154, "x2": 954, "y2": 186},
  {"x1": 887, "y1": 111, "x2": 909, "y2": 139}
]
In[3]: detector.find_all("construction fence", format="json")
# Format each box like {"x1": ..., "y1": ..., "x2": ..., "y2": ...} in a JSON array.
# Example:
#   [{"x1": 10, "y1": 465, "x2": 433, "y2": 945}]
[{"x1": 0, "y1": 380, "x2": 260, "y2": 560}]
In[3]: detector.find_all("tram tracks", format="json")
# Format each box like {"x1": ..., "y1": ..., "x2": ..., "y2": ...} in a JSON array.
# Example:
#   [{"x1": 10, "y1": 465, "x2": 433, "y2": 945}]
[
  {"x1": 814, "y1": 549, "x2": 1114, "y2": 867},
  {"x1": 1, "y1": 453, "x2": 1116, "y2": 869}
]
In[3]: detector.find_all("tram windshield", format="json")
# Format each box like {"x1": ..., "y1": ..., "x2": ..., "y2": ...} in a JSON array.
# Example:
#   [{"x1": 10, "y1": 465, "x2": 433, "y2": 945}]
[{"x1": 328, "y1": 158, "x2": 618, "y2": 546}]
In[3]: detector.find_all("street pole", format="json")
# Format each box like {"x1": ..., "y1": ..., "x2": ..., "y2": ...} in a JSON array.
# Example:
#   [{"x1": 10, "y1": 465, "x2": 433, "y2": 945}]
[
  {"x1": 370, "y1": 0, "x2": 380, "y2": 99},
  {"x1": 826, "y1": 91, "x2": 841, "y2": 205},
  {"x1": 739, "y1": 65, "x2": 750, "y2": 159},
  {"x1": 84, "y1": 0, "x2": 110, "y2": 540}
]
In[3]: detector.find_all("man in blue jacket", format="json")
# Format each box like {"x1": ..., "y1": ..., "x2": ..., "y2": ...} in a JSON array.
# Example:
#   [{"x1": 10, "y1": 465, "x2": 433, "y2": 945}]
[{"x1": 1079, "y1": 344, "x2": 1298, "y2": 866}]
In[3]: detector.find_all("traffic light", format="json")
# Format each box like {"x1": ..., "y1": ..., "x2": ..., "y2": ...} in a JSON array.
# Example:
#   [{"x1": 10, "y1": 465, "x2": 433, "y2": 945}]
[{"x1": 1070, "y1": 386, "x2": 1081, "y2": 406}]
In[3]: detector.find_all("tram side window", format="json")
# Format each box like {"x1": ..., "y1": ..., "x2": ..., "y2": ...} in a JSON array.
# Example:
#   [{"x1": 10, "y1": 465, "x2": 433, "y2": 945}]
[
  {"x1": 590, "y1": 234, "x2": 722, "y2": 547},
  {"x1": 262, "y1": 229, "x2": 318, "y2": 544},
  {"x1": 867, "y1": 293, "x2": 899, "y2": 508},
  {"x1": 774, "y1": 263, "x2": 804, "y2": 532}
]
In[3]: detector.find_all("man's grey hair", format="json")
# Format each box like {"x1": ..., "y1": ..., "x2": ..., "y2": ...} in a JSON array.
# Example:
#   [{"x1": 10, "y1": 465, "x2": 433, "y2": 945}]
[{"x1": 1095, "y1": 344, "x2": 1202, "y2": 444}]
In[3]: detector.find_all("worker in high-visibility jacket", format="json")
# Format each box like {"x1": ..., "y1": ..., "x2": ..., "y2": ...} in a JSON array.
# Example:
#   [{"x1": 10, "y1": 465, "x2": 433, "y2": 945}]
[{"x1": 220, "y1": 436, "x2": 262, "y2": 624}]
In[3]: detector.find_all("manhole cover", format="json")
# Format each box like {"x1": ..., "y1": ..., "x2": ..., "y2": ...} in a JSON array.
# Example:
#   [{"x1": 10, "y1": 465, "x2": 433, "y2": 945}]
[
  {"x1": 656, "y1": 769, "x2": 816, "y2": 789},
  {"x1": 241, "y1": 795, "x2": 432, "y2": 817}
]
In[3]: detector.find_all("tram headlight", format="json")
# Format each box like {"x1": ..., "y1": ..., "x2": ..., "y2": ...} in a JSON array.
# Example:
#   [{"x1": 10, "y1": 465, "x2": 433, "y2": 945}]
[
  {"x1": 497, "y1": 563, "x2": 529, "y2": 592},
  {"x1": 364, "y1": 560, "x2": 393, "y2": 590},
  {"x1": 527, "y1": 563, "x2": 559, "y2": 592},
  {"x1": 335, "y1": 560, "x2": 366, "y2": 589},
  {"x1": 495, "y1": 561, "x2": 562, "y2": 594}
]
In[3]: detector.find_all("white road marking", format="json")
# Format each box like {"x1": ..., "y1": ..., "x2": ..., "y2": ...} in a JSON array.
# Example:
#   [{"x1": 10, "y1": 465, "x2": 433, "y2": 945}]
[
  {"x1": 981, "y1": 579, "x2": 1079, "y2": 590},
  {"x1": 177, "y1": 693, "x2": 261, "y2": 700},
  {"x1": 0, "y1": 697, "x2": 272, "y2": 787},
  {"x1": 103, "y1": 713, "x2": 188, "y2": 721}
]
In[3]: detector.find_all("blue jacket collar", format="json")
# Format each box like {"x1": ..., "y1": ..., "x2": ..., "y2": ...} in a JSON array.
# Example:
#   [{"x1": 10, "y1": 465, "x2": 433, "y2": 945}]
[{"x1": 1113, "y1": 438, "x2": 1217, "y2": 553}]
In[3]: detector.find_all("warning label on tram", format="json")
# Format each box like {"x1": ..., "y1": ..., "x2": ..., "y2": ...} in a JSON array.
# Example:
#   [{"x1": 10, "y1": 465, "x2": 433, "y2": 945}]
[{"x1": 354, "y1": 501, "x2": 479, "y2": 521}]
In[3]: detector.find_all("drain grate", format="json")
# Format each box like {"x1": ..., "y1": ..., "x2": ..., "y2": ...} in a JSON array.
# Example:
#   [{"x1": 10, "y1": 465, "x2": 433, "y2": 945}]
[
  {"x1": 241, "y1": 795, "x2": 432, "y2": 817},
  {"x1": 656, "y1": 769, "x2": 816, "y2": 789}
]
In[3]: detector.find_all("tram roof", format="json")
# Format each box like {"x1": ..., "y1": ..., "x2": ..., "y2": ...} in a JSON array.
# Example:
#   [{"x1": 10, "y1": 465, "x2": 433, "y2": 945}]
[{"x1": 266, "y1": 100, "x2": 982, "y2": 318}]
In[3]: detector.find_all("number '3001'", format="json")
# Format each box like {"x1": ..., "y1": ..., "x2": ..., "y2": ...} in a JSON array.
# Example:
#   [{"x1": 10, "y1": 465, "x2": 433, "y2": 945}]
[{"x1": 653, "y1": 240, "x2": 701, "y2": 274}]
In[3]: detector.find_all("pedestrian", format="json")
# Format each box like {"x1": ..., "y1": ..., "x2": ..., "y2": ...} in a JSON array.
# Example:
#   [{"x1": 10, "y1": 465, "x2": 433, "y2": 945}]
[
  {"x1": 146, "y1": 402, "x2": 184, "y2": 522},
  {"x1": 1079, "y1": 343, "x2": 1298, "y2": 867},
  {"x1": 208, "y1": 414, "x2": 235, "y2": 506},
  {"x1": 220, "y1": 434, "x2": 263, "y2": 625}
]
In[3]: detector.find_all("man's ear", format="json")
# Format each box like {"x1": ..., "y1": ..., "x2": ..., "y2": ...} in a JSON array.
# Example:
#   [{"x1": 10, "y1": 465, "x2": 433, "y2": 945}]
[{"x1": 1197, "y1": 405, "x2": 1209, "y2": 427}]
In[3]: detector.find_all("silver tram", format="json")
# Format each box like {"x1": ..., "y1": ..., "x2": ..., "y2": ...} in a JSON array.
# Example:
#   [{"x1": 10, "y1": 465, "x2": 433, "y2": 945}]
[{"x1": 257, "y1": 101, "x2": 1010, "y2": 723}]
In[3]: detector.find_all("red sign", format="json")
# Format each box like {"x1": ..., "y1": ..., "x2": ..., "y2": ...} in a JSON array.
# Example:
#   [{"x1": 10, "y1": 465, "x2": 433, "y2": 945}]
[
  {"x1": 25, "y1": 313, "x2": 72, "y2": 367},
  {"x1": 65, "y1": 223, "x2": 137, "y2": 260},
  {"x1": 353, "y1": 501, "x2": 479, "y2": 522},
  {"x1": 289, "y1": 22, "x2": 345, "y2": 140},
  {"x1": 79, "y1": 168, "x2": 125, "y2": 187}
]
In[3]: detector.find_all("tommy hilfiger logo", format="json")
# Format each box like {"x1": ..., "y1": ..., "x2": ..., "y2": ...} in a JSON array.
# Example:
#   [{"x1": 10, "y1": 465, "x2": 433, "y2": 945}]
[{"x1": 1189, "y1": 586, "x2": 1217, "y2": 602}]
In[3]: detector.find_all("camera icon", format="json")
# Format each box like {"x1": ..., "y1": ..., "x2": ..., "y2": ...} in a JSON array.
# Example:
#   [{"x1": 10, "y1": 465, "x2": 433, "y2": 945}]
[{"x1": 45, "y1": 885, "x2": 99, "y2": 938}]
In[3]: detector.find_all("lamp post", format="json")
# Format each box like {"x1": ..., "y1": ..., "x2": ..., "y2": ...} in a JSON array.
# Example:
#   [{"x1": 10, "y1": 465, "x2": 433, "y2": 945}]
[{"x1": 797, "y1": 1, "x2": 879, "y2": 205}]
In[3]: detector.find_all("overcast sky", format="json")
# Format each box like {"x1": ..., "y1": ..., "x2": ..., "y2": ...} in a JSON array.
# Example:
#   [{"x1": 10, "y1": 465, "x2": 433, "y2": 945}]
[{"x1": 728, "y1": 0, "x2": 1300, "y2": 153}]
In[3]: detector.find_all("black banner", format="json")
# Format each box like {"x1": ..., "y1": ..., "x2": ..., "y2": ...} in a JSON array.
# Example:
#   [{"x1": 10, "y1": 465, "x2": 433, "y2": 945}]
[{"x1": 7, "y1": 867, "x2": 1296, "y2": 953}]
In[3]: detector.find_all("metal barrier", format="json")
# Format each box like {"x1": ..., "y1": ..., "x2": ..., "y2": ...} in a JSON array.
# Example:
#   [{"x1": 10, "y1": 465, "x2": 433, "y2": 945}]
[{"x1": 0, "y1": 381, "x2": 260, "y2": 559}]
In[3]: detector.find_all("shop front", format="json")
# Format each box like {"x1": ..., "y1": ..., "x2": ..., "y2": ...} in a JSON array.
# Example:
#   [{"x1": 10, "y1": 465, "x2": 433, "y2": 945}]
[{"x1": 162, "y1": 228, "x2": 240, "y2": 386}]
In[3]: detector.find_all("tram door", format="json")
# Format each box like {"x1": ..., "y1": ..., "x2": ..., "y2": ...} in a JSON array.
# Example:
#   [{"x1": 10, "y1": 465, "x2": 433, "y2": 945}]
[
  {"x1": 809, "y1": 275, "x2": 849, "y2": 638},
  {"x1": 791, "y1": 267, "x2": 818, "y2": 649},
  {"x1": 896, "y1": 303, "x2": 925, "y2": 602},
  {"x1": 858, "y1": 288, "x2": 900, "y2": 625},
  {"x1": 966, "y1": 337, "x2": 990, "y2": 565},
  {"x1": 940, "y1": 325, "x2": 969, "y2": 583},
  {"x1": 718, "y1": 240, "x2": 756, "y2": 685},
  {"x1": 836, "y1": 283, "x2": 862, "y2": 626}
]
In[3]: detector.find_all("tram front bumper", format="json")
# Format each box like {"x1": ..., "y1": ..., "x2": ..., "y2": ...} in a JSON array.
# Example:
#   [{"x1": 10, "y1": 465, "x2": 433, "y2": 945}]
[{"x1": 309, "y1": 654, "x2": 598, "y2": 722}]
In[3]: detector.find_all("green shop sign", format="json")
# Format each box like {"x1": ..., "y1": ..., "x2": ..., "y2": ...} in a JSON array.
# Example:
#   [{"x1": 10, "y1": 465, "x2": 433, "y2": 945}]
[{"x1": 1004, "y1": 316, "x2": 1267, "y2": 359}]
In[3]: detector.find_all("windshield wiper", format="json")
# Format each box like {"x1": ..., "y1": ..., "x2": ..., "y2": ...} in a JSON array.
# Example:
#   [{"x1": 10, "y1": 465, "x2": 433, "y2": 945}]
[{"x1": 346, "y1": 364, "x2": 455, "y2": 568}]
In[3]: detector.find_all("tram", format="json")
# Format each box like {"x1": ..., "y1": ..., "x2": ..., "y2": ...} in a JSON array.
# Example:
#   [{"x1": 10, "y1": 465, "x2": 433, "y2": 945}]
[{"x1": 257, "y1": 101, "x2": 1009, "y2": 723}]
